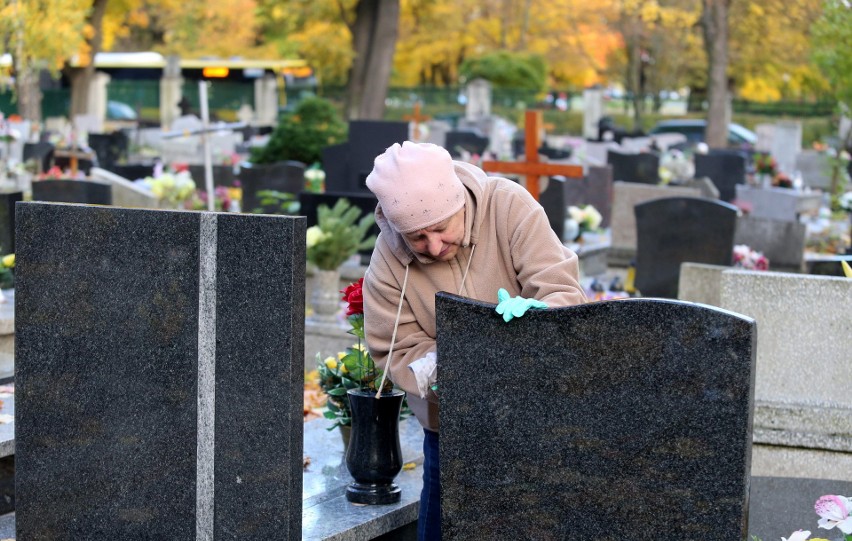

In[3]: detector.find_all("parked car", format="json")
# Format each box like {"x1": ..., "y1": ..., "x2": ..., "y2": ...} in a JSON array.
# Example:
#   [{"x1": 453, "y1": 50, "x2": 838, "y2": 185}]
[
  {"x1": 649, "y1": 119, "x2": 756, "y2": 148},
  {"x1": 106, "y1": 100, "x2": 138, "y2": 121}
]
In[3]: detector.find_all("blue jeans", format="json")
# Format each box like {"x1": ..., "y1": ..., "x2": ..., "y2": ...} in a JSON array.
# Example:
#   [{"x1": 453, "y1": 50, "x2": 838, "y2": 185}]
[{"x1": 418, "y1": 429, "x2": 440, "y2": 541}]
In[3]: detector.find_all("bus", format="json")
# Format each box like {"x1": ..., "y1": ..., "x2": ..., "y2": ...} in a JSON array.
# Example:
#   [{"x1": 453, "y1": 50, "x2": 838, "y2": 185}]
[{"x1": 0, "y1": 52, "x2": 317, "y2": 122}]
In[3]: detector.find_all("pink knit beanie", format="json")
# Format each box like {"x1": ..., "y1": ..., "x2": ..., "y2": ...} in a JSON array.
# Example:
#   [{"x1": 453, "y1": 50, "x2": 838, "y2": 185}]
[{"x1": 366, "y1": 141, "x2": 466, "y2": 234}]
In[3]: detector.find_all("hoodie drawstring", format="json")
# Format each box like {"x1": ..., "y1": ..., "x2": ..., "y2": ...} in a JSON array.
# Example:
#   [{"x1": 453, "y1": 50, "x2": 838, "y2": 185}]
[
  {"x1": 375, "y1": 264, "x2": 410, "y2": 398},
  {"x1": 376, "y1": 244, "x2": 476, "y2": 398}
]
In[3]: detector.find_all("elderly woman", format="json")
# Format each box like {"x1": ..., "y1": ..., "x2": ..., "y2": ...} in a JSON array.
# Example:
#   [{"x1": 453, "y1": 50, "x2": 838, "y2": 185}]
[{"x1": 362, "y1": 141, "x2": 587, "y2": 541}]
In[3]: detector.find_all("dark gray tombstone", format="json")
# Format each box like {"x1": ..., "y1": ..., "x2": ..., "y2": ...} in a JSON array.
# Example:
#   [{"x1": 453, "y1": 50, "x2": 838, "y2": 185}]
[
  {"x1": 22, "y1": 142, "x2": 54, "y2": 174},
  {"x1": 445, "y1": 130, "x2": 490, "y2": 158},
  {"x1": 321, "y1": 142, "x2": 351, "y2": 193},
  {"x1": 563, "y1": 165, "x2": 613, "y2": 228},
  {"x1": 107, "y1": 163, "x2": 157, "y2": 181},
  {"x1": 15, "y1": 203, "x2": 305, "y2": 539},
  {"x1": 31, "y1": 179, "x2": 112, "y2": 205},
  {"x1": 239, "y1": 160, "x2": 306, "y2": 214},
  {"x1": 635, "y1": 197, "x2": 737, "y2": 298},
  {"x1": 437, "y1": 293, "x2": 755, "y2": 541},
  {"x1": 695, "y1": 151, "x2": 747, "y2": 202},
  {"x1": 539, "y1": 178, "x2": 566, "y2": 241},
  {"x1": 189, "y1": 165, "x2": 237, "y2": 188},
  {"x1": 0, "y1": 192, "x2": 22, "y2": 254},
  {"x1": 607, "y1": 149, "x2": 660, "y2": 184},
  {"x1": 348, "y1": 120, "x2": 408, "y2": 193},
  {"x1": 88, "y1": 132, "x2": 129, "y2": 170}
]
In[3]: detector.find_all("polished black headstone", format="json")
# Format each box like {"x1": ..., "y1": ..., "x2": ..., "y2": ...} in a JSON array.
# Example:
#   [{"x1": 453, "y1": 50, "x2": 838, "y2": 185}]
[
  {"x1": 437, "y1": 293, "x2": 755, "y2": 541},
  {"x1": 15, "y1": 203, "x2": 304, "y2": 539},
  {"x1": 635, "y1": 197, "x2": 737, "y2": 298},
  {"x1": 445, "y1": 130, "x2": 490, "y2": 158},
  {"x1": 88, "y1": 132, "x2": 129, "y2": 170},
  {"x1": 321, "y1": 142, "x2": 351, "y2": 193},
  {"x1": 31, "y1": 179, "x2": 112, "y2": 205},
  {"x1": 348, "y1": 120, "x2": 408, "y2": 193},
  {"x1": 539, "y1": 178, "x2": 566, "y2": 241},
  {"x1": 563, "y1": 165, "x2": 613, "y2": 228},
  {"x1": 695, "y1": 151, "x2": 747, "y2": 202},
  {"x1": 189, "y1": 165, "x2": 236, "y2": 188},
  {"x1": 607, "y1": 149, "x2": 660, "y2": 184},
  {"x1": 107, "y1": 163, "x2": 156, "y2": 182},
  {"x1": 22, "y1": 142, "x2": 54, "y2": 174},
  {"x1": 239, "y1": 160, "x2": 306, "y2": 214},
  {"x1": 0, "y1": 192, "x2": 22, "y2": 254}
]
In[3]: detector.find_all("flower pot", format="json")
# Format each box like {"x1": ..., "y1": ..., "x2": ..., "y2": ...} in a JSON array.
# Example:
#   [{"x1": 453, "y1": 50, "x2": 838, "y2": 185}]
[
  {"x1": 345, "y1": 388, "x2": 404, "y2": 505},
  {"x1": 310, "y1": 268, "x2": 341, "y2": 323}
]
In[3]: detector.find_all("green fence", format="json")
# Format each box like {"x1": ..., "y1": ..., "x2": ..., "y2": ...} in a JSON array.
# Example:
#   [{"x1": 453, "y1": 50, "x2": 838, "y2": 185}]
[{"x1": 0, "y1": 88, "x2": 70, "y2": 118}]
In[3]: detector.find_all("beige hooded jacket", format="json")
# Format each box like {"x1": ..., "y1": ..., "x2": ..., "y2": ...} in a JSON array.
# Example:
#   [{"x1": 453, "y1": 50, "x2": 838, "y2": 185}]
[{"x1": 362, "y1": 161, "x2": 587, "y2": 432}]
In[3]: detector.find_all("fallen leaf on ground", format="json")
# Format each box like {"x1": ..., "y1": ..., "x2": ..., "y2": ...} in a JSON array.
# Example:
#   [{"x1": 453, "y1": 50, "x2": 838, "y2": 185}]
[{"x1": 403, "y1": 462, "x2": 416, "y2": 471}]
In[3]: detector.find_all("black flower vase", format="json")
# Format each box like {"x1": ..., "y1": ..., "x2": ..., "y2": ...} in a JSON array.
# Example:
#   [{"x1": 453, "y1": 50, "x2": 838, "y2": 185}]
[{"x1": 345, "y1": 388, "x2": 405, "y2": 504}]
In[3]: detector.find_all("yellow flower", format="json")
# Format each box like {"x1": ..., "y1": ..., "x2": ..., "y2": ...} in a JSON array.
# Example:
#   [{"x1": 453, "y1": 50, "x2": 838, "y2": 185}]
[
  {"x1": 323, "y1": 356, "x2": 337, "y2": 370},
  {"x1": 337, "y1": 351, "x2": 346, "y2": 360},
  {"x1": 1, "y1": 254, "x2": 14, "y2": 268},
  {"x1": 340, "y1": 363, "x2": 348, "y2": 374},
  {"x1": 351, "y1": 342, "x2": 366, "y2": 352},
  {"x1": 842, "y1": 260, "x2": 851, "y2": 278}
]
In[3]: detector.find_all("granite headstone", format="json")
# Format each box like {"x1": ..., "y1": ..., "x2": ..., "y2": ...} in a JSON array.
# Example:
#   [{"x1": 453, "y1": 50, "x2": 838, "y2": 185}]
[
  {"x1": 15, "y1": 202, "x2": 305, "y2": 539},
  {"x1": 607, "y1": 149, "x2": 660, "y2": 184},
  {"x1": 239, "y1": 161, "x2": 306, "y2": 214},
  {"x1": 88, "y1": 132, "x2": 129, "y2": 170},
  {"x1": 694, "y1": 151, "x2": 747, "y2": 202},
  {"x1": 31, "y1": 179, "x2": 112, "y2": 205},
  {"x1": 22, "y1": 142, "x2": 54, "y2": 174},
  {"x1": 444, "y1": 130, "x2": 490, "y2": 158},
  {"x1": 0, "y1": 192, "x2": 22, "y2": 254},
  {"x1": 635, "y1": 197, "x2": 737, "y2": 298},
  {"x1": 437, "y1": 293, "x2": 755, "y2": 541},
  {"x1": 348, "y1": 120, "x2": 408, "y2": 193},
  {"x1": 538, "y1": 178, "x2": 566, "y2": 241},
  {"x1": 321, "y1": 143, "x2": 351, "y2": 193},
  {"x1": 107, "y1": 163, "x2": 157, "y2": 182}
]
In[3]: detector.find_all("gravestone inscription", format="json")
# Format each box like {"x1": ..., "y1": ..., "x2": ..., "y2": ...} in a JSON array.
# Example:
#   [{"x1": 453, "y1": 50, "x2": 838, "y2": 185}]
[
  {"x1": 437, "y1": 293, "x2": 755, "y2": 541},
  {"x1": 15, "y1": 203, "x2": 305, "y2": 539}
]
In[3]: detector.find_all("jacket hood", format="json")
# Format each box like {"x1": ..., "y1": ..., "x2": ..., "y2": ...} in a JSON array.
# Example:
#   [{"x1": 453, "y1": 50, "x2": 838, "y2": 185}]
[{"x1": 373, "y1": 160, "x2": 488, "y2": 266}]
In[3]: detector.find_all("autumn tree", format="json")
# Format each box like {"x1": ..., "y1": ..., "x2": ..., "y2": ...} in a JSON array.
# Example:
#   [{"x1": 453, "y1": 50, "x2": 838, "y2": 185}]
[{"x1": 0, "y1": 0, "x2": 89, "y2": 121}]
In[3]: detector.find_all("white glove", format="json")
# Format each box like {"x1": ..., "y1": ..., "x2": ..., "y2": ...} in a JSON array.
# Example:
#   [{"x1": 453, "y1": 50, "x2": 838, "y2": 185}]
[{"x1": 408, "y1": 351, "x2": 437, "y2": 399}]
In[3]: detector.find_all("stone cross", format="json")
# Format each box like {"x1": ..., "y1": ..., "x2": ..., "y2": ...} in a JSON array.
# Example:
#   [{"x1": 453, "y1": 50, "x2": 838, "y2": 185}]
[
  {"x1": 481, "y1": 110, "x2": 583, "y2": 201},
  {"x1": 403, "y1": 102, "x2": 431, "y2": 142}
]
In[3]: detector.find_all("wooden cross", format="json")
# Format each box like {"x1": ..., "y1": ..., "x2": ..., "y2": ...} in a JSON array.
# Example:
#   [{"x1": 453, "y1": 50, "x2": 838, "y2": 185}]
[
  {"x1": 481, "y1": 110, "x2": 583, "y2": 201},
  {"x1": 403, "y1": 102, "x2": 431, "y2": 141}
]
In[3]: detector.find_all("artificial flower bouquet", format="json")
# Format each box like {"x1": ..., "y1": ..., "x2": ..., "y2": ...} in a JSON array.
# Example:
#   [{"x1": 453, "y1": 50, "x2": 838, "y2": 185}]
[
  {"x1": 141, "y1": 169, "x2": 196, "y2": 205},
  {"x1": 754, "y1": 153, "x2": 778, "y2": 176},
  {"x1": 304, "y1": 164, "x2": 326, "y2": 193},
  {"x1": 659, "y1": 149, "x2": 695, "y2": 184},
  {"x1": 566, "y1": 204, "x2": 603, "y2": 240},
  {"x1": 733, "y1": 244, "x2": 769, "y2": 271}
]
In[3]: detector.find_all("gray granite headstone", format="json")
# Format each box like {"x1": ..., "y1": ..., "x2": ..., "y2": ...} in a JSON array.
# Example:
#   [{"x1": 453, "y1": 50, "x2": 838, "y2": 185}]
[
  {"x1": 694, "y1": 151, "x2": 747, "y2": 202},
  {"x1": 239, "y1": 160, "x2": 306, "y2": 214},
  {"x1": 15, "y1": 202, "x2": 305, "y2": 539},
  {"x1": 31, "y1": 179, "x2": 112, "y2": 205},
  {"x1": 0, "y1": 192, "x2": 22, "y2": 254},
  {"x1": 734, "y1": 215, "x2": 806, "y2": 271},
  {"x1": 635, "y1": 197, "x2": 737, "y2": 298},
  {"x1": 606, "y1": 149, "x2": 660, "y2": 184},
  {"x1": 437, "y1": 293, "x2": 755, "y2": 541}
]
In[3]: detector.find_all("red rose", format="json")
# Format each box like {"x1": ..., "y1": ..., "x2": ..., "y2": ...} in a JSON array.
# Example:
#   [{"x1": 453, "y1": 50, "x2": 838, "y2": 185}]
[{"x1": 340, "y1": 278, "x2": 364, "y2": 316}]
